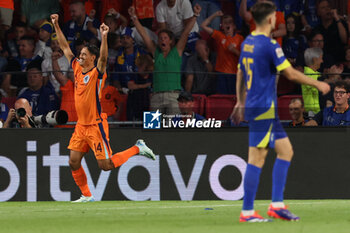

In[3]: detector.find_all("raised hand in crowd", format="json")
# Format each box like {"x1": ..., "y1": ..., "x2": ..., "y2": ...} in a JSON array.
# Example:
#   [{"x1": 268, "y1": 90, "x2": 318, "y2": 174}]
[{"x1": 100, "y1": 23, "x2": 110, "y2": 37}]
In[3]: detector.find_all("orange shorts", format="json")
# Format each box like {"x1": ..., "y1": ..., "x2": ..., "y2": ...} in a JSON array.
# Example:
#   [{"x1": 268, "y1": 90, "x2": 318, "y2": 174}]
[{"x1": 68, "y1": 116, "x2": 113, "y2": 160}]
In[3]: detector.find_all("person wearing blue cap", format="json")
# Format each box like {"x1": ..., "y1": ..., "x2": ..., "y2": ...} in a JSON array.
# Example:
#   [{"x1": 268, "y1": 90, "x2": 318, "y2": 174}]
[
  {"x1": 34, "y1": 21, "x2": 53, "y2": 59},
  {"x1": 112, "y1": 27, "x2": 147, "y2": 93}
]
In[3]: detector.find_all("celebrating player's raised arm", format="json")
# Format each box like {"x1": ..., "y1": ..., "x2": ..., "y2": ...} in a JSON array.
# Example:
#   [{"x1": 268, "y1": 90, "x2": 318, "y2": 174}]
[
  {"x1": 282, "y1": 66, "x2": 330, "y2": 95},
  {"x1": 51, "y1": 14, "x2": 74, "y2": 63},
  {"x1": 97, "y1": 23, "x2": 109, "y2": 74}
]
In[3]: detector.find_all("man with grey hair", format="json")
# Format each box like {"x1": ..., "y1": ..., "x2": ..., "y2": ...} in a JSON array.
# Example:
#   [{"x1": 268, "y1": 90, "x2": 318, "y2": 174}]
[{"x1": 302, "y1": 47, "x2": 323, "y2": 116}]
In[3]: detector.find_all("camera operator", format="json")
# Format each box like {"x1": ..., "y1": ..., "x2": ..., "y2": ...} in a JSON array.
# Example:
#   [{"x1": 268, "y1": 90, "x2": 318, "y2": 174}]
[{"x1": 3, "y1": 98, "x2": 37, "y2": 128}]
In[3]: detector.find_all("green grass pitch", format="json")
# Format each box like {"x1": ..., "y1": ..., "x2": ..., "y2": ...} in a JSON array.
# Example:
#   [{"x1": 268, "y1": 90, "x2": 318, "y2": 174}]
[{"x1": 1, "y1": 200, "x2": 350, "y2": 233}]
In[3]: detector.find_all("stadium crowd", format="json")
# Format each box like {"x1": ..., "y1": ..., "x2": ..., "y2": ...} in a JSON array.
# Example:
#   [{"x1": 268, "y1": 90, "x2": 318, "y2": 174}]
[{"x1": 0, "y1": 0, "x2": 350, "y2": 127}]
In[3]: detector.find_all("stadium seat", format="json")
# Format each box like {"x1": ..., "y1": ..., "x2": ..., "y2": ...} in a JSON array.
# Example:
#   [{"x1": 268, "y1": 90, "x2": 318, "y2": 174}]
[
  {"x1": 119, "y1": 94, "x2": 128, "y2": 121},
  {"x1": 278, "y1": 95, "x2": 302, "y2": 120},
  {"x1": 192, "y1": 94, "x2": 206, "y2": 116},
  {"x1": 205, "y1": 94, "x2": 236, "y2": 120},
  {"x1": 277, "y1": 75, "x2": 298, "y2": 95},
  {"x1": 1, "y1": 97, "x2": 16, "y2": 109}
]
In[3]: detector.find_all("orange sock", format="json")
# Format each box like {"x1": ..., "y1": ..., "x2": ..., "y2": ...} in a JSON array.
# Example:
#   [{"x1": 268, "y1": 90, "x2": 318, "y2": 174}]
[
  {"x1": 111, "y1": 145, "x2": 140, "y2": 168},
  {"x1": 71, "y1": 166, "x2": 92, "y2": 197}
]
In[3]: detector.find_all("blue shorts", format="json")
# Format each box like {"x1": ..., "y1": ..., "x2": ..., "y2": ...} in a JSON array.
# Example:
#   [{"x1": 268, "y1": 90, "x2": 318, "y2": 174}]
[{"x1": 249, "y1": 118, "x2": 287, "y2": 148}]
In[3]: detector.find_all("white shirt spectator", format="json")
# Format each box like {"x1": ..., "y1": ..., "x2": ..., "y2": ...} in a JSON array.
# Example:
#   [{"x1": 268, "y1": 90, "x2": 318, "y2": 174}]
[
  {"x1": 41, "y1": 55, "x2": 71, "y2": 94},
  {"x1": 156, "y1": 0, "x2": 199, "y2": 38},
  {"x1": 34, "y1": 40, "x2": 52, "y2": 60}
]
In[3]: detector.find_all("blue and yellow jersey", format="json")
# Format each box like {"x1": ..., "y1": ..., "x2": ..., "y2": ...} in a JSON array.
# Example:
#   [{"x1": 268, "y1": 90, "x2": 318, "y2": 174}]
[{"x1": 238, "y1": 32, "x2": 291, "y2": 121}]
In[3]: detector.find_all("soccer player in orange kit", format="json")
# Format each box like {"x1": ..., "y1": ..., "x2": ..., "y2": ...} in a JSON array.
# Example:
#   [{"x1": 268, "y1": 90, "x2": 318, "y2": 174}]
[{"x1": 51, "y1": 14, "x2": 155, "y2": 202}]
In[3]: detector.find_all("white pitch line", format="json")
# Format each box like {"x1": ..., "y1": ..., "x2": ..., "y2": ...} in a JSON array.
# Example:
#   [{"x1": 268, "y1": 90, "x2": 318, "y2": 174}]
[{"x1": 0, "y1": 200, "x2": 349, "y2": 213}]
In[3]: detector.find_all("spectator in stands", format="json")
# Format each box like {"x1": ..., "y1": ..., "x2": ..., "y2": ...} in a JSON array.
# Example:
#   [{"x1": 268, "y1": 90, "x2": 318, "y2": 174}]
[
  {"x1": 50, "y1": 46, "x2": 77, "y2": 127},
  {"x1": 3, "y1": 98, "x2": 36, "y2": 128},
  {"x1": 306, "y1": 80, "x2": 350, "y2": 126},
  {"x1": 295, "y1": 30, "x2": 336, "y2": 72},
  {"x1": 100, "y1": 0, "x2": 123, "y2": 23},
  {"x1": 107, "y1": 33, "x2": 121, "y2": 72},
  {"x1": 61, "y1": 0, "x2": 97, "y2": 24},
  {"x1": 0, "y1": 91, "x2": 8, "y2": 124},
  {"x1": 185, "y1": 39, "x2": 215, "y2": 95},
  {"x1": 101, "y1": 78, "x2": 124, "y2": 122},
  {"x1": 279, "y1": 0, "x2": 303, "y2": 17},
  {"x1": 288, "y1": 98, "x2": 307, "y2": 126},
  {"x1": 104, "y1": 8, "x2": 128, "y2": 35},
  {"x1": 34, "y1": 21, "x2": 53, "y2": 60},
  {"x1": 172, "y1": 91, "x2": 205, "y2": 124},
  {"x1": 201, "y1": 11, "x2": 243, "y2": 94},
  {"x1": 127, "y1": 54, "x2": 153, "y2": 121},
  {"x1": 192, "y1": 0, "x2": 221, "y2": 31},
  {"x1": 63, "y1": 0, "x2": 101, "y2": 46},
  {"x1": 21, "y1": 0, "x2": 60, "y2": 28},
  {"x1": 342, "y1": 46, "x2": 350, "y2": 77},
  {"x1": 2, "y1": 36, "x2": 42, "y2": 96},
  {"x1": 0, "y1": 40, "x2": 7, "y2": 73},
  {"x1": 4, "y1": 22, "x2": 27, "y2": 59},
  {"x1": 300, "y1": 0, "x2": 319, "y2": 32},
  {"x1": 314, "y1": 0, "x2": 348, "y2": 63},
  {"x1": 112, "y1": 27, "x2": 146, "y2": 93},
  {"x1": 283, "y1": 14, "x2": 308, "y2": 67},
  {"x1": 130, "y1": 4, "x2": 201, "y2": 114},
  {"x1": 132, "y1": 0, "x2": 155, "y2": 30},
  {"x1": 0, "y1": 0, "x2": 14, "y2": 34},
  {"x1": 302, "y1": 47, "x2": 323, "y2": 116},
  {"x1": 132, "y1": 27, "x2": 158, "y2": 49},
  {"x1": 239, "y1": 0, "x2": 286, "y2": 46},
  {"x1": 18, "y1": 60, "x2": 59, "y2": 116},
  {"x1": 156, "y1": 0, "x2": 200, "y2": 53},
  {"x1": 42, "y1": 33, "x2": 71, "y2": 94}
]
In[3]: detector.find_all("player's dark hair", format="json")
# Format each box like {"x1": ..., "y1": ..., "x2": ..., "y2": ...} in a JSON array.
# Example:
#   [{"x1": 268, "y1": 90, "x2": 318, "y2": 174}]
[
  {"x1": 85, "y1": 44, "x2": 99, "y2": 61},
  {"x1": 335, "y1": 80, "x2": 350, "y2": 93},
  {"x1": 251, "y1": 2, "x2": 277, "y2": 25}
]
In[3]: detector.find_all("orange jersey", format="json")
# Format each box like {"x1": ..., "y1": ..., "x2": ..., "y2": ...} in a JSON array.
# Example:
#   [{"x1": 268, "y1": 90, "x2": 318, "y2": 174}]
[
  {"x1": 100, "y1": 0, "x2": 123, "y2": 22},
  {"x1": 249, "y1": 11, "x2": 285, "y2": 46},
  {"x1": 60, "y1": 79, "x2": 78, "y2": 122},
  {"x1": 133, "y1": 0, "x2": 154, "y2": 19},
  {"x1": 71, "y1": 58, "x2": 107, "y2": 125},
  {"x1": 68, "y1": 113, "x2": 112, "y2": 160},
  {"x1": 101, "y1": 85, "x2": 123, "y2": 116},
  {"x1": 0, "y1": 0, "x2": 14, "y2": 10},
  {"x1": 212, "y1": 30, "x2": 244, "y2": 74}
]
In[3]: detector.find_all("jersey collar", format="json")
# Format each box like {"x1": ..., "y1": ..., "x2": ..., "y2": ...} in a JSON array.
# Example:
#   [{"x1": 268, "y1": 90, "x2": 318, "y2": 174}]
[
  {"x1": 333, "y1": 104, "x2": 349, "y2": 114},
  {"x1": 251, "y1": 31, "x2": 269, "y2": 37}
]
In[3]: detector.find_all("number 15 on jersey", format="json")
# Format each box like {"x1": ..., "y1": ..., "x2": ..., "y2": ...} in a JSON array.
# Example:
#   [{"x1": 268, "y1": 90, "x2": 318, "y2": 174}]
[{"x1": 242, "y1": 57, "x2": 254, "y2": 90}]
